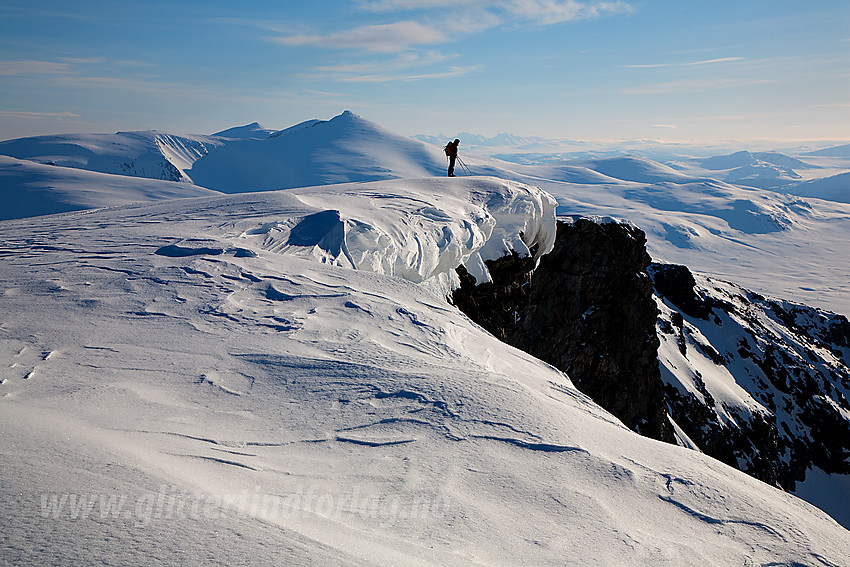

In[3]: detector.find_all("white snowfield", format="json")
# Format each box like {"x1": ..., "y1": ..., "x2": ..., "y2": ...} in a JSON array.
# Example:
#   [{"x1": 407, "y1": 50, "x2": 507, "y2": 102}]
[{"x1": 1, "y1": 178, "x2": 848, "y2": 566}]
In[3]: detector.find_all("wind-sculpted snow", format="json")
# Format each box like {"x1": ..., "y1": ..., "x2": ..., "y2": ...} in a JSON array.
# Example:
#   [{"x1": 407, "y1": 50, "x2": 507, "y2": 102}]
[
  {"x1": 2, "y1": 182, "x2": 848, "y2": 565},
  {"x1": 236, "y1": 177, "x2": 557, "y2": 293}
]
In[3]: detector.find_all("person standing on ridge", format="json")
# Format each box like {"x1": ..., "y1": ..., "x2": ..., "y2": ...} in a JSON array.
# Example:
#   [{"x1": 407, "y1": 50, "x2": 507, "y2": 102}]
[{"x1": 444, "y1": 139, "x2": 460, "y2": 177}]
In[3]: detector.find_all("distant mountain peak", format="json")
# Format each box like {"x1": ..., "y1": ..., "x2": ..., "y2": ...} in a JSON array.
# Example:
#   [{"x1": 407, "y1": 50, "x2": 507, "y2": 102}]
[{"x1": 213, "y1": 122, "x2": 272, "y2": 140}]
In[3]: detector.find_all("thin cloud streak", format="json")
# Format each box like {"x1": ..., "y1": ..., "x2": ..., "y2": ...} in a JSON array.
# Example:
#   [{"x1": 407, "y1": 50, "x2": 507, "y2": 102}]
[
  {"x1": 359, "y1": 0, "x2": 632, "y2": 23},
  {"x1": 623, "y1": 77, "x2": 775, "y2": 95},
  {"x1": 626, "y1": 57, "x2": 744, "y2": 69},
  {"x1": 317, "y1": 51, "x2": 453, "y2": 72},
  {"x1": 0, "y1": 110, "x2": 81, "y2": 119},
  {"x1": 273, "y1": 1, "x2": 632, "y2": 53},
  {"x1": 336, "y1": 66, "x2": 476, "y2": 82},
  {"x1": 271, "y1": 21, "x2": 448, "y2": 53},
  {"x1": 0, "y1": 60, "x2": 72, "y2": 76}
]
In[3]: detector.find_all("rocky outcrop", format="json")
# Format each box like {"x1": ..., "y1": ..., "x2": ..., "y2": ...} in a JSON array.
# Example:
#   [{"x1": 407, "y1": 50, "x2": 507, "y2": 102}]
[
  {"x1": 453, "y1": 217, "x2": 673, "y2": 442},
  {"x1": 452, "y1": 215, "x2": 850, "y2": 495},
  {"x1": 651, "y1": 263, "x2": 850, "y2": 490}
]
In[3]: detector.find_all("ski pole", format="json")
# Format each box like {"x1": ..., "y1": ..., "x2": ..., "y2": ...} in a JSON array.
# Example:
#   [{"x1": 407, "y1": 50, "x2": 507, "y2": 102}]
[{"x1": 457, "y1": 156, "x2": 472, "y2": 175}]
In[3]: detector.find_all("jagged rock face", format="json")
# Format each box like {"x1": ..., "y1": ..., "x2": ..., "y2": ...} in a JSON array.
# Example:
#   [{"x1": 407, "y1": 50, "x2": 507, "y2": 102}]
[
  {"x1": 452, "y1": 217, "x2": 850, "y2": 494},
  {"x1": 651, "y1": 263, "x2": 850, "y2": 490},
  {"x1": 453, "y1": 218, "x2": 673, "y2": 442}
]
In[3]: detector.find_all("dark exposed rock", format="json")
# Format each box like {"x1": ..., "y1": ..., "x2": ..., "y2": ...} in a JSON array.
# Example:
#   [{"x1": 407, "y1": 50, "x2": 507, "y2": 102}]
[
  {"x1": 649, "y1": 263, "x2": 712, "y2": 319},
  {"x1": 452, "y1": 215, "x2": 850, "y2": 498},
  {"x1": 652, "y1": 263, "x2": 850, "y2": 490},
  {"x1": 452, "y1": 217, "x2": 673, "y2": 442}
]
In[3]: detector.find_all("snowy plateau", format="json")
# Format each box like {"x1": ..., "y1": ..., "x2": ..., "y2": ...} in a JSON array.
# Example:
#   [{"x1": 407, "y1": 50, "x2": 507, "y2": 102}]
[{"x1": 1, "y1": 110, "x2": 849, "y2": 565}]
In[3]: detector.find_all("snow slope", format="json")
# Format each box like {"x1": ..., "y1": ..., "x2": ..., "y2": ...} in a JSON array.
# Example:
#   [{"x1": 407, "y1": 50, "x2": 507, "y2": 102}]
[
  {"x1": 0, "y1": 129, "x2": 218, "y2": 183},
  {"x1": 570, "y1": 156, "x2": 708, "y2": 184},
  {"x1": 783, "y1": 171, "x2": 850, "y2": 203},
  {"x1": 2, "y1": 179, "x2": 848, "y2": 565},
  {"x1": 0, "y1": 156, "x2": 221, "y2": 220}
]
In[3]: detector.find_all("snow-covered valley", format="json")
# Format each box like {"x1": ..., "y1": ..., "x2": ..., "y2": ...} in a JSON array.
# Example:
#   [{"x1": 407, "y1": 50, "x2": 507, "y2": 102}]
[{"x1": 2, "y1": 111, "x2": 849, "y2": 564}]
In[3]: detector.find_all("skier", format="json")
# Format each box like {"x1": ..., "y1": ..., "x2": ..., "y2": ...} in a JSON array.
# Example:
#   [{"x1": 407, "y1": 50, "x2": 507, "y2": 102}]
[{"x1": 444, "y1": 139, "x2": 460, "y2": 177}]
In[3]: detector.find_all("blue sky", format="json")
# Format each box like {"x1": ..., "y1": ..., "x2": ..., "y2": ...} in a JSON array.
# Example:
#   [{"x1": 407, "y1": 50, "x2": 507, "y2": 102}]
[{"x1": 1, "y1": 0, "x2": 848, "y2": 143}]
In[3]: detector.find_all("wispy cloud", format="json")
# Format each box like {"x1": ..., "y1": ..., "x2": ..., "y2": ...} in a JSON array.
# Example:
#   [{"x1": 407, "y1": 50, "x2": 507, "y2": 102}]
[
  {"x1": 0, "y1": 60, "x2": 72, "y2": 76},
  {"x1": 626, "y1": 57, "x2": 744, "y2": 69},
  {"x1": 358, "y1": 0, "x2": 462, "y2": 9},
  {"x1": 337, "y1": 66, "x2": 476, "y2": 83},
  {"x1": 317, "y1": 51, "x2": 454, "y2": 74},
  {"x1": 271, "y1": 20, "x2": 448, "y2": 53},
  {"x1": 59, "y1": 57, "x2": 107, "y2": 65},
  {"x1": 0, "y1": 110, "x2": 80, "y2": 119},
  {"x1": 0, "y1": 57, "x2": 154, "y2": 77},
  {"x1": 500, "y1": 0, "x2": 633, "y2": 25},
  {"x1": 272, "y1": 1, "x2": 631, "y2": 53},
  {"x1": 268, "y1": 0, "x2": 631, "y2": 84},
  {"x1": 358, "y1": 0, "x2": 633, "y2": 24},
  {"x1": 685, "y1": 57, "x2": 744, "y2": 66},
  {"x1": 623, "y1": 77, "x2": 775, "y2": 95}
]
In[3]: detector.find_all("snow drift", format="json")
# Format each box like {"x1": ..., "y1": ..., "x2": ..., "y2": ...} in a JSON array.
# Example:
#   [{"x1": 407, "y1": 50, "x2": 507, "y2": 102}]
[{"x1": 249, "y1": 177, "x2": 557, "y2": 293}]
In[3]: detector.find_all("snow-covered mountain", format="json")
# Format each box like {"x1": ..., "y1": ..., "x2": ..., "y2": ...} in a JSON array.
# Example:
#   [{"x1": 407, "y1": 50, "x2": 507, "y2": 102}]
[
  {"x1": 0, "y1": 111, "x2": 446, "y2": 195},
  {"x1": 700, "y1": 150, "x2": 819, "y2": 172},
  {"x1": 782, "y1": 171, "x2": 850, "y2": 203},
  {"x1": 3, "y1": 111, "x2": 850, "y2": 560},
  {"x1": 2, "y1": 111, "x2": 848, "y2": 321},
  {"x1": 569, "y1": 156, "x2": 708, "y2": 184},
  {"x1": 0, "y1": 128, "x2": 218, "y2": 183},
  {"x1": 806, "y1": 143, "x2": 850, "y2": 159},
  {"x1": 187, "y1": 111, "x2": 445, "y2": 192},
  {"x1": 2, "y1": 180, "x2": 848, "y2": 565}
]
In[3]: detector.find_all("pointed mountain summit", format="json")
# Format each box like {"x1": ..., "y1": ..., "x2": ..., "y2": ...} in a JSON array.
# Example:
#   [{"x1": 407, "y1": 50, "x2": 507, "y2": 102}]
[
  {"x1": 213, "y1": 122, "x2": 274, "y2": 140},
  {"x1": 187, "y1": 110, "x2": 447, "y2": 193}
]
